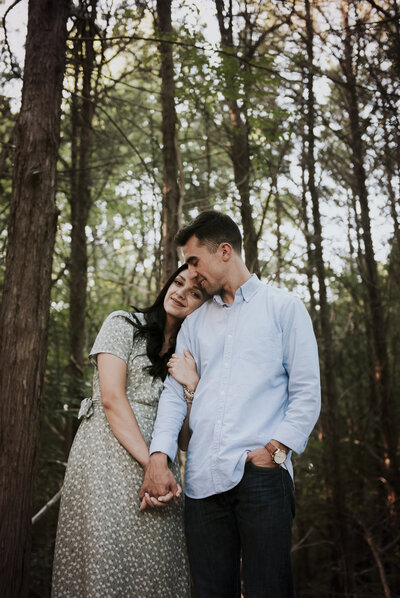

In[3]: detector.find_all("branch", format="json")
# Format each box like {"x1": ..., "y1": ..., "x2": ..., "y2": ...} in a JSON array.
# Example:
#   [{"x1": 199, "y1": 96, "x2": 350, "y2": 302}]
[
  {"x1": 96, "y1": 275, "x2": 157, "y2": 295},
  {"x1": 1, "y1": 0, "x2": 23, "y2": 78},
  {"x1": 356, "y1": 517, "x2": 393, "y2": 598},
  {"x1": 32, "y1": 488, "x2": 63, "y2": 525},
  {"x1": 94, "y1": 102, "x2": 159, "y2": 187}
]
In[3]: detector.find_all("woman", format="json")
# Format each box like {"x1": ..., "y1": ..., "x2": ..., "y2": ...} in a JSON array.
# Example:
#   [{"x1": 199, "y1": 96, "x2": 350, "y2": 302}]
[{"x1": 52, "y1": 264, "x2": 207, "y2": 598}]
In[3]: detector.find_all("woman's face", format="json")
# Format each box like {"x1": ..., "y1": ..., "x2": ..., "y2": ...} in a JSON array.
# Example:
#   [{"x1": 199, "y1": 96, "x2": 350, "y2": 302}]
[{"x1": 164, "y1": 269, "x2": 207, "y2": 321}]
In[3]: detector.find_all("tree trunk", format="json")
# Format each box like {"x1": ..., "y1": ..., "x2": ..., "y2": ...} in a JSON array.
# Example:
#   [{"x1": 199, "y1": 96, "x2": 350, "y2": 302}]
[
  {"x1": 0, "y1": 126, "x2": 15, "y2": 182},
  {"x1": 298, "y1": 80, "x2": 317, "y2": 327},
  {"x1": 0, "y1": 1, "x2": 69, "y2": 595},
  {"x1": 304, "y1": 2, "x2": 352, "y2": 593},
  {"x1": 229, "y1": 101, "x2": 260, "y2": 274},
  {"x1": 215, "y1": 0, "x2": 260, "y2": 274},
  {"x1": 65, "y1": 0, "x2": 98, "y2": 456},
  {"x1": 156, "y1": 0, "x2": 180, "y2": 283},
  {"x1": 341, "y1": 0, "x2": 399, "y2": 510},
  {"x1": 380, "y1": 101, "x2": 400, "y2": 256},
  {"x1": 275, "y1": 190, "x2": 282, "y2": 286}
]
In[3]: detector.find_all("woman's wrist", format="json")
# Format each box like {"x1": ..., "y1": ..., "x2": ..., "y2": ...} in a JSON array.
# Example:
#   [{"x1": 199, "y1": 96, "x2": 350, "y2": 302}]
[
  {"x1": 183, "y1": 375, "x2": 199, "y2": 394},
  {"x1": 183, "y1": 386, "x2": 195, "y2": 405}
]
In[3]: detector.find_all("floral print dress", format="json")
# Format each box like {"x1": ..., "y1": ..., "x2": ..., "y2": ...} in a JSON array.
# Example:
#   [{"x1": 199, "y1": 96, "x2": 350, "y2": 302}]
[{"x1": 52, "y1": 311, "x2": 190, "y2": 598}]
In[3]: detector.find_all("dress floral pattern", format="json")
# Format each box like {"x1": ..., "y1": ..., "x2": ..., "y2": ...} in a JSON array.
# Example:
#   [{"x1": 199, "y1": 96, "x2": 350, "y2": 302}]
[{"x1": 52, "y1": 311, "x2": 190, "y2": 598}]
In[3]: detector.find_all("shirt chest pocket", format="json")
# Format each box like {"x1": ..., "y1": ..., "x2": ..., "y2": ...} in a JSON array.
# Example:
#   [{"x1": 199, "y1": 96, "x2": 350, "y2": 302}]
[{"x1": 238, "y1": 332, "x2": 283, "y2": 366}]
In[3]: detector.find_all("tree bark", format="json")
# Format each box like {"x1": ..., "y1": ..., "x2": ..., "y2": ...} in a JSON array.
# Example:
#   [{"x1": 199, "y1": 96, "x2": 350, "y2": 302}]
[
  {"x1": 65, "y1": 0, "x2": 98, "y2": 456},
  {"x1": 215, "y1": 0, "x2": 260, "y2": 274},
  {"x1": 156, "y1": 0, "x2": 180, "y2": 283},
  {"x1": 229, "y1": 100, "x2": 260, "y2": 274},
  {"x1": 299, "y1": 94, "x2": 317, "y2": 328},
  {"x1": 0, "y1": 1, "x2": 70, "y2": 595},
  {"x1": 380, "y1": 100, "x2": 400, "y2": 256}
]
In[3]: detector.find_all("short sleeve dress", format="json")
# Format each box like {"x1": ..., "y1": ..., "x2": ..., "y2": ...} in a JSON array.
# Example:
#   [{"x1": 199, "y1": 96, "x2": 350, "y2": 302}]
[{"x1": 52, "y1": 311, "x2": 190, "y2": 598}]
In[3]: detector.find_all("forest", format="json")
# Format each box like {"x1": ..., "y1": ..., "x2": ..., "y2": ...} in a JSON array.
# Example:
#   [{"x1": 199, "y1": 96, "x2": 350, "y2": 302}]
[{"x1": 0, "y1": 0, "x2": 399, "y2": 596}]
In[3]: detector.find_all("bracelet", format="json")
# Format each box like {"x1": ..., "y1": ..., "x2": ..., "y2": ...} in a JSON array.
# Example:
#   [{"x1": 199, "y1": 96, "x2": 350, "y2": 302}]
[{"x1": 183, "y1": 386, "x2": 195, "y2": 404}]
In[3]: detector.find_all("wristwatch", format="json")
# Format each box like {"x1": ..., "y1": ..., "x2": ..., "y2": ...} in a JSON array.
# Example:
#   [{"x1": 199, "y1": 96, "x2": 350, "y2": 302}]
[{"x1": 266, "y1": 442, "x2": 287, "y2": 465}]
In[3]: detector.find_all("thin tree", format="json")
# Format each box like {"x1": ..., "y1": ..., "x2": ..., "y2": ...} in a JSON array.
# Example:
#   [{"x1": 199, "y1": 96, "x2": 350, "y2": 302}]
[
  {"x1": 156, "y1": 0, "x2": 180, "y2": 281},
  {"x1": 303, "y1": 1, "x2": 353, "y2": 593},
  {"x1": 65, "y1": 0, "x2": 99, "y2": 454},
  {"x1": 0, "y1": 1, "x2": 70, "y2": 595},
  {"x1": 215, "y1": 0, "x2": 260, "y2": 274}
]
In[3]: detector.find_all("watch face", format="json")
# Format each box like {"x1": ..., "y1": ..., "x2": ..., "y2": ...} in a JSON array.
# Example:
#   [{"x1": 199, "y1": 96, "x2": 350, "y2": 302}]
[{"x1": 273, "y1": 449, "x2": 286, "y2": 464}]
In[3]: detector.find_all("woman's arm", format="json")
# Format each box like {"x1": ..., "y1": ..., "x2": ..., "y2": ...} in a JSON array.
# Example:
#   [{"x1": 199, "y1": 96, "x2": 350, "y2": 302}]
[
  {"x1": 99, "y1": 353, "x2": 176, "y2": 509},
  {"x1": 97, "y1": 353, "x2": 150, "y2": 469},
  {"x1": 167, "y1": 349, "x2": 199, "y2": 451}
]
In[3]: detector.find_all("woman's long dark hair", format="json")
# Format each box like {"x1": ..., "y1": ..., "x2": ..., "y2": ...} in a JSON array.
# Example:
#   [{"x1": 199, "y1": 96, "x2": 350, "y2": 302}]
[{"x1": 128, "y1": 263, "x2": 189, "y2": 380}]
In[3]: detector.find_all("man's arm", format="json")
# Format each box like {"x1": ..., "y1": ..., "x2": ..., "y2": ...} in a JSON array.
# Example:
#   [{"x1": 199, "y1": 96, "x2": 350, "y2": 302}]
[{"x1": 246, "y1": 297, "x2": 320, "y2": 468}]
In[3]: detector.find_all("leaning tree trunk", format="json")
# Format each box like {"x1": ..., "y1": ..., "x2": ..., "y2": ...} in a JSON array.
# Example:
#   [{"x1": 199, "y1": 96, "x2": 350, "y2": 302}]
[
  {"x1": 341, "y1": 0, "x2": 399, "y2": 510},
  {"x1": 156, "y1": 0, "x2": 180, "y2": 282},
  {"x1": 0, "y1": 1, "x2": 70, "y2": 596},
  {"x1": 304, "y1": 1, "x2": 353, "y2": 593}
]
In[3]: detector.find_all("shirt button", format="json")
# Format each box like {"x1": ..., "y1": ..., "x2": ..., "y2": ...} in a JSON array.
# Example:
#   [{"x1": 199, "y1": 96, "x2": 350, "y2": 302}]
[
  {"x1": 221, "y1": 390, "x2": 225, "y2": 395},
  {"x1": 224, "y1": 362, "x2": 229, "y2": 367},
  {"x1": 217, "y1": 420, "x2": 221, "y2": 424}
]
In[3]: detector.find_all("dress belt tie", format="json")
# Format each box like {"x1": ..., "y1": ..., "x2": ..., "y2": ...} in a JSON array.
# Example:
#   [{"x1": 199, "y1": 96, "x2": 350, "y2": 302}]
[{"x1": 78, "y1": 397, "x2": 101, "y2": 420}]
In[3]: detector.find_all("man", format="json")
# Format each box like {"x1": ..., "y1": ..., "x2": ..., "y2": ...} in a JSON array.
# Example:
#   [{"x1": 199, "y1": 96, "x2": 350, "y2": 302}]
[{"x1": 140, "y1": 210, "x2": 321, "y2": 598}]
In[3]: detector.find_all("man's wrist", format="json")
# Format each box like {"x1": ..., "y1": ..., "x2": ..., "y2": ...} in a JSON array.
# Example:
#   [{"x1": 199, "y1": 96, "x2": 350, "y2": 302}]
[
  {"x1": 266, "y1": 440, "x2": 288, "y2": 465},
  {"x1": 149, "y1": 451, "x2": 168, "y2": 465},
  {"x1": 269, "y1": 439, "x2": 289, "y2": 452}
]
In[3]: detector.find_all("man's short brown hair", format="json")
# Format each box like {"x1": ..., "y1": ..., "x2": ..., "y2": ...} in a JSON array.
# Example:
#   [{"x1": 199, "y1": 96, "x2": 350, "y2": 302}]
[{"x1": 175, "y1": 210, "x2": 242, "y2": 254}]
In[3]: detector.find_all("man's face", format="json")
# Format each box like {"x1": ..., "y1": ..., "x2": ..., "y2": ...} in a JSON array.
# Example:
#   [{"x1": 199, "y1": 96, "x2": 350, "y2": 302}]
[{"x1": 182, "y1": 236, "x2": 225, "y2": 295}]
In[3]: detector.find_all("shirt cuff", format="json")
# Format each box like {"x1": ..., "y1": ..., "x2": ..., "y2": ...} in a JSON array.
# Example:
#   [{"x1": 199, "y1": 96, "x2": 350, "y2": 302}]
[
  {"x1": 272, "y1": 422, "x2": 309, "y2": 455},
  {"x1": 150, "y1": 434, "x2": 178, "y2": 463}
]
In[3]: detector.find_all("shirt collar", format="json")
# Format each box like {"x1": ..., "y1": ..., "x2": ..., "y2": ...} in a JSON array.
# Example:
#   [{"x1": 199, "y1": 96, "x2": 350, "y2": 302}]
[{"x1": 213, "y1": 273, "x2": 261, "y2": 306}]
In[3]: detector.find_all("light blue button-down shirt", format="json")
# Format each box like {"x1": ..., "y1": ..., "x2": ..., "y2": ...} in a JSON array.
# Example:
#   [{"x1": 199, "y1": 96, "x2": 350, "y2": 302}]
[{"x1": 150, "y1": 274, "x2": 321, "y2": 499}]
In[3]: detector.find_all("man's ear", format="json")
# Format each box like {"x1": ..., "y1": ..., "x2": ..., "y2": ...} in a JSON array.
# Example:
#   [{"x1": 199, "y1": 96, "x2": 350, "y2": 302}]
[{"x1": 219, "y1": 243, "x2": 233, "y2": 261}]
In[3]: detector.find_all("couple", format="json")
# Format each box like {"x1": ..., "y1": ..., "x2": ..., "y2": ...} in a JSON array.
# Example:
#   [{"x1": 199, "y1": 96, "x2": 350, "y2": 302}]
[{"x1": 52, "y1": 210, "x2": 321, "y2": 598}]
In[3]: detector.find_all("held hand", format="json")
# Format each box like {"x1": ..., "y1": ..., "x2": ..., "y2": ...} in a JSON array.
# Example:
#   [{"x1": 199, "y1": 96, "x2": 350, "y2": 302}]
[
  {"x1": 139, "y1": 485, "x2": 182, "y2": 511},
  {"x1": 139, "y1": 453, "x2": 179, "y2": 509},
  {"x1": 139, "y1": 493, "x2": 168, "y2": 511},
  {"x1": 246, "y1": 447, "x2": 278, "y2": 468},
  {"x1": 167, "y1": 349, "x2": 199, "y2": 392}
]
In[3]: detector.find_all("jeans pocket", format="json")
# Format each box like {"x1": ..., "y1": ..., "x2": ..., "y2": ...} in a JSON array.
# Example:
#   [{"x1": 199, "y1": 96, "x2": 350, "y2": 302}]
[{"x1": 246, "y1": 461, "x2": 281, "y2": 473}]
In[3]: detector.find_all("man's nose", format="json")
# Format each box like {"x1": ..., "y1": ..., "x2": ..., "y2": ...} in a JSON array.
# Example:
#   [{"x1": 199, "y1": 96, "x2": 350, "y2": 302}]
[{"x1": 187, "y1": 264, "x2": 197, "y2": 276}]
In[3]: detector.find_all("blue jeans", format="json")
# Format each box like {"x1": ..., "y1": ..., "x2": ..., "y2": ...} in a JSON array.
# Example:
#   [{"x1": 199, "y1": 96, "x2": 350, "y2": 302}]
[{"x1": 185, "y1": 462, "x2": 295, "y2": 598}]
